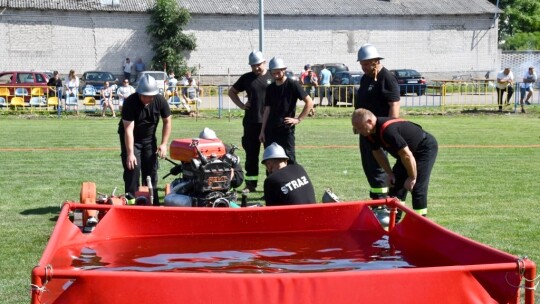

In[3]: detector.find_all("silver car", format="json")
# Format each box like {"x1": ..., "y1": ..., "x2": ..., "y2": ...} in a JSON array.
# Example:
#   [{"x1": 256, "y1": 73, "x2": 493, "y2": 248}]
[{"x1": 133, "y1": 71, "x2": 168, "y2": 95}]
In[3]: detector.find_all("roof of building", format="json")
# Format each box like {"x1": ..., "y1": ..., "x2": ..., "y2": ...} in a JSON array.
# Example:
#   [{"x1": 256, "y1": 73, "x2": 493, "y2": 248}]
[{"x1": 0, "y1": 0, "x2": 500, "y2": 15}]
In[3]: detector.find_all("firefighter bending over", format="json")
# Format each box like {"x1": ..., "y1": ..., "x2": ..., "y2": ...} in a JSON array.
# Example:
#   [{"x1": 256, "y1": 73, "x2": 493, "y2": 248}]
[
  {"x1": 352, "y1": 109, "x2": 438, "y2": 216},
  {"x1": 262, "y1": 142, "x2": 316, "y2": 206}
]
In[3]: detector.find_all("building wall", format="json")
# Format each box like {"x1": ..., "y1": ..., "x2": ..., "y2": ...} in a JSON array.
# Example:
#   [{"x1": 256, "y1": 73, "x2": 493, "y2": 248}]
[
  {"x1": 501, "y1": 51, "x2": 540, "y2": 78},
  {"x1": 0, "y1": 9, "x2": 501, "y2": 84},
  {"x1": 186, "y1": 14, "x2": 500, "y2": 81},
  {"x1": 0, "y1": 9, "x2": 153, "y2": 77}
]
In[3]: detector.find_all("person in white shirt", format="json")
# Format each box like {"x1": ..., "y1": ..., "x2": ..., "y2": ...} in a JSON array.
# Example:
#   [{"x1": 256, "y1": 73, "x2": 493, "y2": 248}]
[
  {"x1": 165, "y1": 71, "x2": 178, "y2": 100},
  {"x1": 182, "y1": 77, "x2": 201, "y2": 109},
  {"x1": 519, "y1": 66, "x2": 537, "y2": 113},
  {"x1": 117, "y1": 78, "x2": 135, "y2": 111},
  {"x1": 495, "y1": 67, "x2": 514, "y2": 112},
  {"x1": 64, "y1": 69, "x2": 79, "y2": 115},
  {"x1": 181, "y1": 71, "x2": 197, "y2": 86},
  {"x1": 123, "y1": 58, "x2": 133, "y2": 82}
]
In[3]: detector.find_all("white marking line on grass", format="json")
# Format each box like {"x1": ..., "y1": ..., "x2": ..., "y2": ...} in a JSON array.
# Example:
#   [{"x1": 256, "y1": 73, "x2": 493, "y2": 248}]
[
  {"x1": 1, "y1": 144, "x2": 539, "y2": 152},
  {"x1": 297, "y1": 145, "x2": 540, "y2": 149}
]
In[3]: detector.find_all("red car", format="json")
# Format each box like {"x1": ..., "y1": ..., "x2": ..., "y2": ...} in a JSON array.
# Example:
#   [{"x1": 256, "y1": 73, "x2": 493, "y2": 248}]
[{"x1": 0, "y1": 71, "x2": 50, "y2": 103}]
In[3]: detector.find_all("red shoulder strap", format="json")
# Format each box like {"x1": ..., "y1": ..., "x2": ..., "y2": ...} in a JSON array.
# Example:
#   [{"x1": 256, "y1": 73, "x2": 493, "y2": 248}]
[{"x1": 379, "y1": 118, "x2": 406, "y2": 147}]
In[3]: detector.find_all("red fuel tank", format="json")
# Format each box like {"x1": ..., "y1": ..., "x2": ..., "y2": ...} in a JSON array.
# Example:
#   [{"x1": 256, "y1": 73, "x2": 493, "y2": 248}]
[{"x1": 170, "y1": 138, "x2": 226, "y2": 162}]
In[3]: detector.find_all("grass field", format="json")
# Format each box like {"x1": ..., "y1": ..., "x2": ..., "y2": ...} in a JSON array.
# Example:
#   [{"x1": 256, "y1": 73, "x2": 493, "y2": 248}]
[{"x1": 1, "y1": 109, "x2": 539, "y2": 302}]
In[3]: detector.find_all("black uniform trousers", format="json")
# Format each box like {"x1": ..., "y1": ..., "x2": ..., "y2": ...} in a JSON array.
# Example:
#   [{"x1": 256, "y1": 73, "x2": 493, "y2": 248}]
[
  {"x1": 359, "y1": 135, "x2": 388, "y2": 199},
  {"x1": 389, "y1": 133, "x2": 438, "y2": 213},
  {"x1": 496, "y1": 85, "x2": 514, "y2": 110},
  {"x1": 264, "y1": 127, "x2": 296, "y2": 165},
  {"x1": 119, "y1": 135, "x2": 160, "y2": 206},
  {"x1": 242, "y1": 121, "x2": 263, "y2": 189}
]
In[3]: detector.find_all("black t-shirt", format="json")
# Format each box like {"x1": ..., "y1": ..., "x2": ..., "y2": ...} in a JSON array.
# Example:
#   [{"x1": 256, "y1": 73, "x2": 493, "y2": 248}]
[
  {"x1": 264, "y1": 164, "x2": 316, "y2": 206},
  {"x1": 47, "y1": 77, "x2": 62, "y2": 88},
  {"x1": 232, "y1": 71, "x2": 273, "y2": 123},
  {"x1": 367, "y1": 118, "x2": 425, "y2": 159},
  {"x1": 117, "y1": 93, "x2": 171, "y2": 143},
  {"x1": 264, "y1": 78, "x2": 308, "y2": 130},
  {"x1": 355, "y1": 67, "x2": 400, "y2": 116}
]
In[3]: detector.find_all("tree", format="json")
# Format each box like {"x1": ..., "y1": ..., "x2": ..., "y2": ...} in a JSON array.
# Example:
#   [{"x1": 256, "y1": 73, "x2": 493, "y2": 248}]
[
  {"x1": 488, "y1": 0, "x2": 540, "y2": 50},
  {"x1": 147, "y1": 0, "x2": 197, "y2": 75}
]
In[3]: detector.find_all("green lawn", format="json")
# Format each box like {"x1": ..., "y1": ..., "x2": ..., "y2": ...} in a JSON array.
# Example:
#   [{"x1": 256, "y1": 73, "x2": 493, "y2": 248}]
[{"x1": 1, "y1": 111, "x2": 539, "y2": 303}]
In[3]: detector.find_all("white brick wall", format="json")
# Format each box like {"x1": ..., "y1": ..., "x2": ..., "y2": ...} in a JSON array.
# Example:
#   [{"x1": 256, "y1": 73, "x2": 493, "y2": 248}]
[
  {"x1": 187, "y1": 14, "x2": 500, "y2": 81},
  {"x1": 502, "y1": 51, "x2": 540, "y2": 78},
  {"x1": 0, "y1": 10, "x2": 153, "y2": 77},
  {"x1": 0, "y1": 9, "x2": 501, "y2": 83}
]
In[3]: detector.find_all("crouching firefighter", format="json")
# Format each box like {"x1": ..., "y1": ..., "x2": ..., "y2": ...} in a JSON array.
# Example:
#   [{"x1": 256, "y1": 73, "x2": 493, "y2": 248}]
[
  {"x1": 262, "y1": 142, "x2": 316, "y2": 207},
  {"x1": 352, "y1": 109, "x2": 438, "y2": 216}
]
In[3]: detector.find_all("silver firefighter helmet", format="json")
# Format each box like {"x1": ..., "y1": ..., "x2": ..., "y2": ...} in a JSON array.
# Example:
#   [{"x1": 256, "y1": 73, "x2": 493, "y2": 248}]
[
  {"x1": 199, "y1": 127, "x2": 217, "y2": 140},
  {"x1": 357, "y1": 43, "x2": 384, "y2": 62},
  {"x1": 136, "y1": 74, "x2": 159, "y2": 96},
  {"x1": 268, "y1": 57, "x2": 287, "y2": 70},
  {"x1": 261, "y1": 142, "x2": 288, "y2": 164},
  {"x1": 248, "y1": 50, "x2": 265, "y2": 65}
]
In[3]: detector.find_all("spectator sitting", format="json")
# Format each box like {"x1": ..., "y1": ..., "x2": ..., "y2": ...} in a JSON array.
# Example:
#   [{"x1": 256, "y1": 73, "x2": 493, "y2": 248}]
[
  {"x1": 117, "y1": 78, "x2": 135, "y2": 112},
  {"x1": 100, "y1": 81, "x2": 115, "y2": 118},
  {"x1": 262, "y1": 142, "x2": 316, "y2": 206},
  {"x1": 165, "y1": 71, "x2": 178, "y2": 100},
  {"x1": 182, "y1": 77, "x2": 202, "y2": 109}
]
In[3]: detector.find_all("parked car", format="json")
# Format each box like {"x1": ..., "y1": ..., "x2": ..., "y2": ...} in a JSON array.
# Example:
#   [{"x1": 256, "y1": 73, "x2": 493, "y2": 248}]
[
  {"x1": 309, "y1": 63, "x2": 349, "y2": 97},
  {"x1": 0, "y1": 71, "x2": 50, "y2": 102},
  {"x1": 79, "y1": 71, "x2": 119, "y2": 98},
  {"x1": 331, "y1": 71, "x2": 363, "y2": 106},
  {"x1": 390, "y1": 69, "x2": 427, "y2": 96},
  {"x1": 42, "y1": 71, "x2": 54, "y2": 80},
  {"x1": 285, "y1": 70, "x2": 298, "y2": 81},
  {"x1": 133, "y1": 71, "x2": 168, "y2": 95},
  {"x1": 311, "y1": 63, "x2": 349, "y2": 79}
]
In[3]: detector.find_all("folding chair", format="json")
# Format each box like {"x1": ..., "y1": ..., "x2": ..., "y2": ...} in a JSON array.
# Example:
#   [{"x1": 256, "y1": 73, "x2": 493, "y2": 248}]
[
  {"x1": 168, "y1": 96, "x2": 191, "y2": 112},
  {"x1": 0, "y1": 87, "x2": 9, "y2": 110},
  {"x1": 47, "y1": 96, "x2": 59, "y2": 110},
  {"x1": 65, "y1": 95, "x2": 79, "y2": 113},
  {"x1": 15, "y1": 87, "x2": 29, "y2": 97},
  {"x1": 82, "y1": 85, "x2": 96, "y2": 98},
  {"x1": 83, "y1": 97, "x2": 97, "y2": 112},
  {"x1": 29, "y1": 96, "x2": 46, "y2": 108},
  {"x1": 10, "y1": 96, "x2": 25, "y2": 109}
]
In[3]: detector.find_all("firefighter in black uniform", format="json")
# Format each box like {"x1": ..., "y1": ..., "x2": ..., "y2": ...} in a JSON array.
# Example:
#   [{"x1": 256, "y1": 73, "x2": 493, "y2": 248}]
[
  {"x1": 118, "y1": 74, "x2": 172, "y2": 206},
  {"x1": 228, "y1": 50, "x2": 273, "y2": 193},
  {"x1": 352, "y1": 109, "x2": 438, "y2": 216},
  {"x1": 262, "y1": 142, "x2": 316, "y2": 206},
  {"x1": 259, "y1": 57, "x2": 314, "y2": 164},
  {"x1": 355, "y1": 43, "x2": 401, "y2": 199}
]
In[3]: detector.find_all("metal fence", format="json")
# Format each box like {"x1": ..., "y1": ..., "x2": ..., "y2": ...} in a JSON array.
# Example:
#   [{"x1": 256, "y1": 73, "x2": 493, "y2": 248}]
[{"x1": 0, "y1": 82, "x2": 537, "y2": 115}]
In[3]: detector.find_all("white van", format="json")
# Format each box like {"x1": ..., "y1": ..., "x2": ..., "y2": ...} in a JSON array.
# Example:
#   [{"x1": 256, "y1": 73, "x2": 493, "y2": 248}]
[{"x1": 133, "y1": 71, "x2": 167, "y2": 95}]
